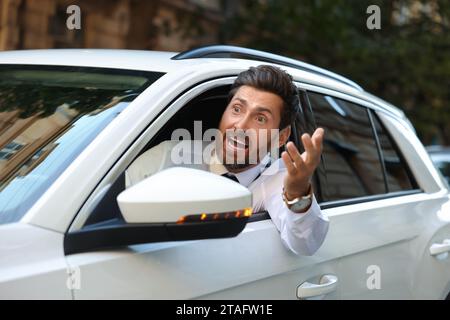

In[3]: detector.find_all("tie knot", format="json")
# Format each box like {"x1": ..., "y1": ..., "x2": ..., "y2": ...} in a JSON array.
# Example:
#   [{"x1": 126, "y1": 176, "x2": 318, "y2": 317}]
[{"x1": 221, "y1": 172, "x2": 239, "y2": 183}]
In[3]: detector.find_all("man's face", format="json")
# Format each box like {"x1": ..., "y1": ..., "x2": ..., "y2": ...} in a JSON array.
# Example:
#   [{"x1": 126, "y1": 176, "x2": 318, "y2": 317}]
[{"x1": 218, "y1": 85, "x2": 290, "y2": 172}]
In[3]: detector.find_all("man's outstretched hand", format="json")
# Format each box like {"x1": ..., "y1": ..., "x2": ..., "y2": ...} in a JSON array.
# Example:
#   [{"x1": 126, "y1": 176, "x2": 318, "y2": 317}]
[{"x1": 281, "y1": 127, "x2": 324, "y2": 200}]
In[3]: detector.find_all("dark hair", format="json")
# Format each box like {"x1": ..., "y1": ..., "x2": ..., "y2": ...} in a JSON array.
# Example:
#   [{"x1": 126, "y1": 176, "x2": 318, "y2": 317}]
[{"x1": 228, "y1": 65, "x2": 299, "y2": 129}]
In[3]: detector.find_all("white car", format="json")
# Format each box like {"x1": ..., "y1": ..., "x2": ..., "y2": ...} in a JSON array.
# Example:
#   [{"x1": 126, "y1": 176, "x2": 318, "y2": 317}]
[{"x1": 0, "y1": 46, "x2": 449, "y2": 300}]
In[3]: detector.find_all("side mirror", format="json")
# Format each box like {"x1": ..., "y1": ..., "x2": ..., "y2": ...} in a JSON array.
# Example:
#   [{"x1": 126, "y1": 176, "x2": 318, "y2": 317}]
[
  {"x1": 64, "y1": 168, "x2": 253, "y2": 255},
  {"x1": 117, "y1": 167, "x2": 252, "y2": 223}
]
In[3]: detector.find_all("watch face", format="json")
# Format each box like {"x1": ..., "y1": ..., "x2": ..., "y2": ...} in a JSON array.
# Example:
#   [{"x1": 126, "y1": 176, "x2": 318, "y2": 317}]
[{"x1": 291, "y1": 198, "x2": 312, "y2": 212}]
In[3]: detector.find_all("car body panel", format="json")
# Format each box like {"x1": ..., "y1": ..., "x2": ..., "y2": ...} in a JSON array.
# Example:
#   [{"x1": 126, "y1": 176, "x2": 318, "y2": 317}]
[{"x1": 0, "y1": 223, "x2": 71, "y2": 299}]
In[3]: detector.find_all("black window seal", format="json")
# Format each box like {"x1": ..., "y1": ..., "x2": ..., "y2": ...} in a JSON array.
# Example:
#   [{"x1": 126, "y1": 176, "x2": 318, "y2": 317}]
[
  {"x1": 319, "y1": 189, "x2": 423, "y2": 209},
  {"x1": 299, "y1": 88, "x2": 327, "y2": 203},
  {"x1": 367, "y1": 109, "x2": 390, "y2": 193}
]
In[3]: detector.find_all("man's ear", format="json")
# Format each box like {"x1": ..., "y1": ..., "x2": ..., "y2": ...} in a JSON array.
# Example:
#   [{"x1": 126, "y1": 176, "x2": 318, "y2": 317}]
[{"x1": 278, "y1": 125, "x2": 291, "y2": 148}]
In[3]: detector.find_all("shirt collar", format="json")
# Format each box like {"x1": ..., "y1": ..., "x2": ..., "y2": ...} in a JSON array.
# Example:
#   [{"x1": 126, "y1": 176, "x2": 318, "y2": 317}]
[{"x1": 209, "y1": 146, "x2": 272, "y2": 187}]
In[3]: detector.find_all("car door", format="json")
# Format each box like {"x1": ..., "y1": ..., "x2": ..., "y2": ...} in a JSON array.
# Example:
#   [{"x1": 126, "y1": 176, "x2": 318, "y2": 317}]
[
  {"x1": 305, "y1": 88, "x2": 450, "y2": 299},
  {"x1": 64, "y1": 77, "x2": 342, "y2": 300}
]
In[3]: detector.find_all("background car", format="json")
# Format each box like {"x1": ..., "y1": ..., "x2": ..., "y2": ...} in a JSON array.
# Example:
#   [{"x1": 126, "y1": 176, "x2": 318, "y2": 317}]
[
  {"x1": 426, "y1": 146, "x2": 450, "y2": 186},
  {"x1": 0, "y1": 45, "x2": 449, "y2": 299}
]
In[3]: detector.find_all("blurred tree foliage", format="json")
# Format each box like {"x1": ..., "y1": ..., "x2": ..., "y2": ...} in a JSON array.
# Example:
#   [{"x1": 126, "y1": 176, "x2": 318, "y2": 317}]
[
  {"x1": 0, "y1": 84, "x2": 125, "y2": 118},
  {"x1": 214, "y1": 0, "x2": 449, "y2": 145}
]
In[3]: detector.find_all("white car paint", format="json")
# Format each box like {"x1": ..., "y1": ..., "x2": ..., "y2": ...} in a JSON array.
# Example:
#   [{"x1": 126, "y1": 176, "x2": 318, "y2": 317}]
[
  {"x1": 0, "y1": 49, "x2": 449, "y2": 300},
  {"x1": 118, "y1": 167, "x2": 252, "y2": 223},
  {"x1": 0, "y1": 223, "x2": 71, "y2": 299}
]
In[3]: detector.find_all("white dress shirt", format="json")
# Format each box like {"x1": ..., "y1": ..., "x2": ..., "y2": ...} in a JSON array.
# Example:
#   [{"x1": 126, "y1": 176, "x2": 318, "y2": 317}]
[{"x1": 125, "y1": 140, "x2": 329, "y2": 255}]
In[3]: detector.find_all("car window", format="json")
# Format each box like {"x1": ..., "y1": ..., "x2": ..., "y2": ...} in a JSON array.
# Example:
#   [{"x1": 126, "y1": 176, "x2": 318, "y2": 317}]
[
  {"x1": 0, "y1": 65, "x2": 163, "y2": 224},
  {"x1": 370, "y1": 111, "x2": 417, "y2": 192},
  {"x1": 307, "y1": 92, "x2": 386, "y2": 202}
]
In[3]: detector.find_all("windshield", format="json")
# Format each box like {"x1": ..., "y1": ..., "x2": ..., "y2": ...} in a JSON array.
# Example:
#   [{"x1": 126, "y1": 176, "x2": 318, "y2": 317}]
[{"x1": 0, "y1": 65, "x2": 163, "y2": 224}]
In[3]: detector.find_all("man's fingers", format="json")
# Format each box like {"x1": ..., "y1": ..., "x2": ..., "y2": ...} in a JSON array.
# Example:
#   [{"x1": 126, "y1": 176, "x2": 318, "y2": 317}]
[
  {"x1": 311, "y1": 128, "x2": 324, "y2": 152},
  {"x1": 303, "y1": 128, "x2": 324, "y2": 164},
  {"x1": 286, "y1": 142, "x2": 307, "y2": 171},
  {"x1": 302, "y1": 134, "x2": 321, "y2": 164},
  {"x1": 301, "y1": 133, "x2": 315, "y2": 162},
  {"x1": 282, "y1": 151, "x2": 297, "y2": 175}
]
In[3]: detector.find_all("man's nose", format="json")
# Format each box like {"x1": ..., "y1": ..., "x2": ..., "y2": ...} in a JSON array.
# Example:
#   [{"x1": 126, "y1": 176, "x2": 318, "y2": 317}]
[{"x1": 234, "y1": 114, "x2": 252, "y2": 130}]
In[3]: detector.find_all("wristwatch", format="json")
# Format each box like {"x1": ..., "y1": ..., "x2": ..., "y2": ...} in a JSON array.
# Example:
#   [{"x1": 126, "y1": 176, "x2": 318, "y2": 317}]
[{"x1": 282, "y1": 185, "x2": 313, "y2": 213}]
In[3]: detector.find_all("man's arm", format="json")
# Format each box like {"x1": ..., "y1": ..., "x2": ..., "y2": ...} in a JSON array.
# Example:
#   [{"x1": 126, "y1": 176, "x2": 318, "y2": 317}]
[
  {"x1": 255, "y1": 164, "x2": 329, "y2": 255},
  {"x1": 265, "y1": 188, "x2": 329, "y2": 255},
  {"x1": 256, "y1": 127, "x2": 328, "y2": 255}
]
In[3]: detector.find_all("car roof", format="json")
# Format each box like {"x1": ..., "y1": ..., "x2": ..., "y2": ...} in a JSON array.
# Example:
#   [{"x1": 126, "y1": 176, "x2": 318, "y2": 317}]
[
  {"x1": 0, "y1": 49, "x2": 405, "y2": 119},
  {"x1": 0, "y1": 49, "x2": 180, "y2": 72}
]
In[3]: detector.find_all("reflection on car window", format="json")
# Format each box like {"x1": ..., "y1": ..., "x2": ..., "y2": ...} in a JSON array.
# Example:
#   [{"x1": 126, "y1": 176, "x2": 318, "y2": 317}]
[
  {"x1": 371, "y1": 112, "x2": 416, "y2": 192},
  {"x1": 435, "y1": 161, "x2": 450, "y2": 187},
  {"x1": 308, "y1": 92, "x2": 385, "y2": 202},
  {"x1": 0, "y1": 65, "x2": 163, "y2": 224},
  {"x1": 435, "y1": 161, "x2": 450, "y2": 180}
]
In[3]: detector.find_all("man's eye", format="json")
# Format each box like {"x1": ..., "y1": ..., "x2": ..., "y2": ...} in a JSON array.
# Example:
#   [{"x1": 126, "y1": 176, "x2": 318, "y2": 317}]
[
  {"x1": 232, "y1": 105, "x2": 241, "y2": 113},
  {"x1": 256, "y1": 115, "x2": 267, "y2": 124}
]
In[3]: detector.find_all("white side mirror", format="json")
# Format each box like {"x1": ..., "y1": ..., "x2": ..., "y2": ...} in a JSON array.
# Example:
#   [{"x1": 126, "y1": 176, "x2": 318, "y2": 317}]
[{"x1": 117, "y1": 167, "x2": 252, "y2": 224}]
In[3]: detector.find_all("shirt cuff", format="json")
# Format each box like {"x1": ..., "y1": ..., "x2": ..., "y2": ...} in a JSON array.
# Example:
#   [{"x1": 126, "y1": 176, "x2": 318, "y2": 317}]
[{"x1": 285, "y1": 194, "x2": 327, "y2": 226}]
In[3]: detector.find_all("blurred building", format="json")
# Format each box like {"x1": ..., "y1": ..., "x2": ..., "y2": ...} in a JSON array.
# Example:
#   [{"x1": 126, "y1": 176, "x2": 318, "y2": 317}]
[
  {"x1": 0, "y1": 105, "x2": 75, "y2": 182},
  {"x1": 0, "y1": 0, "x2": 225, "y2": 51}
]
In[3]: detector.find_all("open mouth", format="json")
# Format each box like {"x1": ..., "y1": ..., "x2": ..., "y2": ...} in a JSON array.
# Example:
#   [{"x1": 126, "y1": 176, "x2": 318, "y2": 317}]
[{"x1": 226, "y1": 135, "x2": 250, "y2": 152}]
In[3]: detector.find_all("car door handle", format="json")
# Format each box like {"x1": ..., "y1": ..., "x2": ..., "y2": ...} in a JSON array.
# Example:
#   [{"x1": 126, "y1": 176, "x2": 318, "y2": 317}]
[
  {"x1": 430, "y1": 239, "x2": 450, "y2": 256},
  {"x1": 297, "y1": 274, "x2": 338, "y2": 299}
]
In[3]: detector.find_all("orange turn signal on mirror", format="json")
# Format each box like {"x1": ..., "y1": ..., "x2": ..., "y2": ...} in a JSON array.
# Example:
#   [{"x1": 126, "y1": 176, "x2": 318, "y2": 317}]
[{"x1": 176, "y1": 208, "x2": 252, "y2": 224}]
